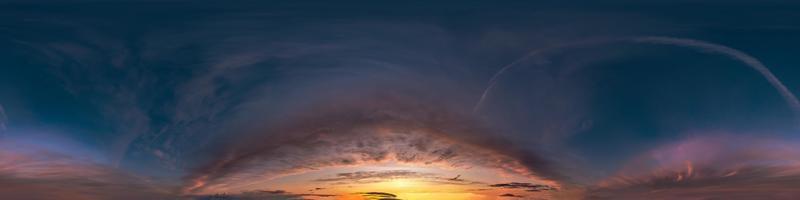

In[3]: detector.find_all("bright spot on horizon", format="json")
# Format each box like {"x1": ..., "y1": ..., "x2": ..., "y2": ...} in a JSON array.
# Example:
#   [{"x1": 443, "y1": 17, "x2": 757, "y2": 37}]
[
  {"x1": 388, "y1": 179, "x2": 413, "y2": 188},
  {"x1": 195, "y1": 162, "x2": 553, "y2": 200}
]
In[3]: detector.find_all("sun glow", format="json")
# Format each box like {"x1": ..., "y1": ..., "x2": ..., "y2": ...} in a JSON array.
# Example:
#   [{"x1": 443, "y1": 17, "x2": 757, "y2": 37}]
[
  {"x1": 388, "y1": 179, "x2": 413, "y2": 188},
  {"x1": 229, "y1": 162, "x2": 552, "y2": 200}
]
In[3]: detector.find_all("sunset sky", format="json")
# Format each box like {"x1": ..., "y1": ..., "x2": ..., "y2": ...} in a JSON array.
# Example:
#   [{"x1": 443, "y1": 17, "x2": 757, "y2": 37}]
[{"x1": 1, "y1": 1, "x2": 800, "y2": 200}]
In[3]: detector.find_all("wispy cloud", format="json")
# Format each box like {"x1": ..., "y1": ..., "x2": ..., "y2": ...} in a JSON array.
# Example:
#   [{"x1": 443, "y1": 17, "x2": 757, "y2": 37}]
[
  {"x1": 315, "y1": 170, "x2": 436, "y2": 183},
  {"x1": 476, "y1": 36, "x2": 800, "y2": 122},
  {"x1": 499, "y1": 193, "x2": 525, "y2": 198},
  {"x1": 590, "y1": 134, "x2": 800, "y2": 199},
  {"x1": 633, "y1": 36, "x2": 800, "y2": 118},
  {"x1": 490, "y1": 182, "x2": 557, "y2": 192},
  {"x1": 357, "y1": 192, "x2": 402, "y2": 200},
  {"x1": 0, "y1": 141, "x2": 176, "y2": 200}
]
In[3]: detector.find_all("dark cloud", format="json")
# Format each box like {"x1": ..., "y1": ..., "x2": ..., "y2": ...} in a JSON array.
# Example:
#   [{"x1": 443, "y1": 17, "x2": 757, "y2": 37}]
[
  {"x1": 489, "y1": 182, "x2": 557, "y2": 192},
  {"x1": 358, "y1": 192, "x2": 401, "y2": 200},
  {"x1": 500, "y1": 193, "x2": 525, "y2": 198}
]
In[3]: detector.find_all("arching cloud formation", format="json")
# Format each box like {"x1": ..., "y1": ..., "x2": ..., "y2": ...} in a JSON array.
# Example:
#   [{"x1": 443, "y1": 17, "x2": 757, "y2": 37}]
[{"x1": 184, "y1": 92, "x2": 562, "y2": 194}]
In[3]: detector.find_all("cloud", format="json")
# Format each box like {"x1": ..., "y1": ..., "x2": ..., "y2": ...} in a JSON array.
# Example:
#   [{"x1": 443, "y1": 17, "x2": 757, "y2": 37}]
[
  {"x1": 5, "y1": 15, "x2": 496, "y2": 178},
  {"x1": 0, "y1": 141, "x2": 176, "y2": 200},
  {"x1": 499, "y1": 193, "x2": 525, "y2": 198},
  {"x1": 589, "y1": 167, "x2": 800, "y2": 200},
  {"x1": 2, "y1": 10, "x2": 649, "y2": 197},
  {"x1": 632, "y1": 37, "x2": 800, "y2": 117},
  {"x1": 589, "y1": 134, "x2": 800, "y2": 199},
  {"x1": 6, "y1": 4, "x2": 796, "y2": 200},
  {"x1": 475, "y1": 36, "x2": 800, "y2": 122},
  {"x1": 358, "y1": 192, "x2": 401, "y2": 200},
  {"x1": 315, "y1": 170, "x2": 435, "y2": 184},
  {"x1": 314, "y1": 170, "x2": 483, "y2": 186},
  {"x1": 489, "y1": 182, "x2": 557, "y2": 192},
  {"x1": 182, "y1": 92, "x2": 564, "y2": 194}
]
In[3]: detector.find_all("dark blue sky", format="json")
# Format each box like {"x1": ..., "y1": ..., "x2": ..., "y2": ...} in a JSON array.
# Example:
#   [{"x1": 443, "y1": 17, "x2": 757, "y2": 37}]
[{"x1": 1, "y1": 1, "x2": 800, "y2": 200}]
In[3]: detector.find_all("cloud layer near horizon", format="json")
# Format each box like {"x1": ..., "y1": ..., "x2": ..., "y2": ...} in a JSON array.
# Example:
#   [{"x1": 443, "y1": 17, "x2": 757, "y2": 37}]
[
  {"x1": 590, "y1": 134, "x2": 800, "y2": 199},
  {"x1": 0, "y1": 141, "x2": 175, "y2": 200}
]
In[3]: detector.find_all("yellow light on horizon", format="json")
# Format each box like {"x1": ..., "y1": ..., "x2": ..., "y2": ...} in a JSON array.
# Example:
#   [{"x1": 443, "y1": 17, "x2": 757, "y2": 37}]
[
  {"x1": 389, "y1": 179, "x2": 412, "y2": 188},
  {"x1": 222, "y1": 162, "x2": 548, "y2": 200}
]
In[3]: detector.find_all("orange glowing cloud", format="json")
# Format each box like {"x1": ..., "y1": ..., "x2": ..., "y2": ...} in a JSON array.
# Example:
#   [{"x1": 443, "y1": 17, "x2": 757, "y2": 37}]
[
  {"x1": 179, "y1": 93, "x2": 567, "y2": 198},
  {"x1": 185, "y1": 125, "x2": 556, "y2": 195}
]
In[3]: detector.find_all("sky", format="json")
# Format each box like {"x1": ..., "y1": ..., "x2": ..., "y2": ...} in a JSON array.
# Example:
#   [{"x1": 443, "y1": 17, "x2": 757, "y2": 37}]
[{"x1": 1, "y1": 1, "x2": 800, "y2": 200}]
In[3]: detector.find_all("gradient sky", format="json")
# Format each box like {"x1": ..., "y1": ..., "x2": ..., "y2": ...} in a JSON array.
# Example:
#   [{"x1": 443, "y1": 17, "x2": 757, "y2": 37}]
[{"x1": 1, "y1": 1, "x2": 800, "y2": 200}]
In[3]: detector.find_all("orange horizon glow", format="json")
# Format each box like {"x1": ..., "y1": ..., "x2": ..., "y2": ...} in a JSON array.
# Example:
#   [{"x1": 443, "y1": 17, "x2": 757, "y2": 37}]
[{"x1": 189, "y1": 162, "x2": 557, "y2": 200}]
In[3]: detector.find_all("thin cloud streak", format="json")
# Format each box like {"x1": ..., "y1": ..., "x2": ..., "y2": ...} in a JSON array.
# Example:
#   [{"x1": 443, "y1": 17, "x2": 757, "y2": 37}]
[
  {"x1": 633, "y1": 36, "x2": 800, "y2": 119},
  {"x1": 475, "y1": 36, "x2": 800, "y2": 124}
]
